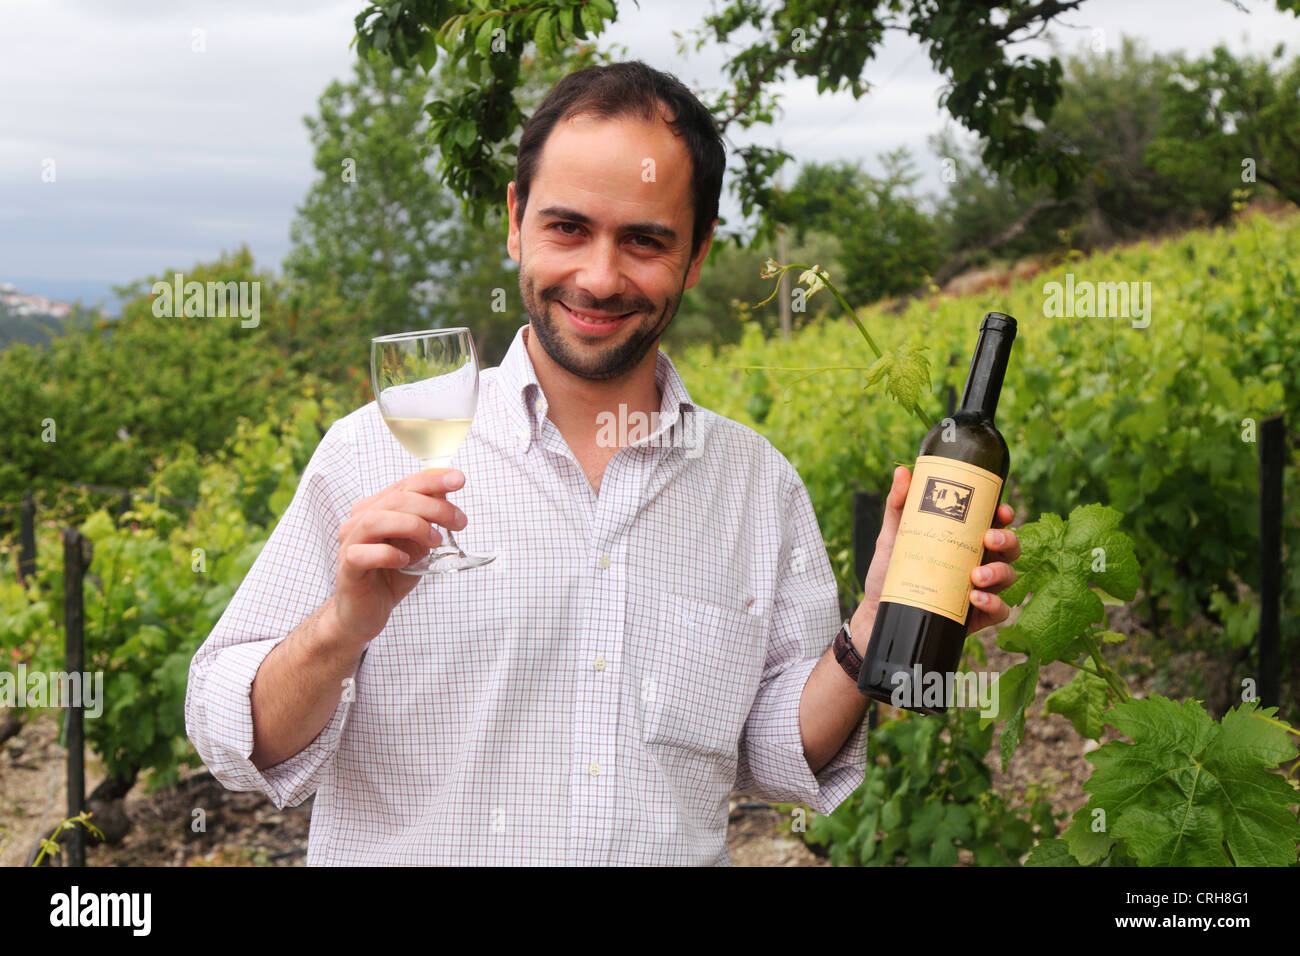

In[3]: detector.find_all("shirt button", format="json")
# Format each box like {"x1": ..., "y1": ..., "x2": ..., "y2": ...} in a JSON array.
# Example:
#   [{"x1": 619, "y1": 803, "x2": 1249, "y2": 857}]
[
  {"x1": 534, "y1": 399, "x2": 544, "y2": 416},
  {"x1": 588, "y1": 762, "x2": 601, "y2": 777},
  {"x1": 593, "y1": 656, "x2": 606, "y2": 670},
  {"x1": 516, "y1": 427, "x2": 529, "y2": 441},
  {"x1": 598, "y1": 555, "x2": 610, "y2": 569}
]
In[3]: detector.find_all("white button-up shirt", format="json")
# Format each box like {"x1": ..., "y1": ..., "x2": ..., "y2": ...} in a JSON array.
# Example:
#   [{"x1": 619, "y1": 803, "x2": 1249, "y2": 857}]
[{"x1": 185, "y1": 323, "x2": 867, "y2": 865}]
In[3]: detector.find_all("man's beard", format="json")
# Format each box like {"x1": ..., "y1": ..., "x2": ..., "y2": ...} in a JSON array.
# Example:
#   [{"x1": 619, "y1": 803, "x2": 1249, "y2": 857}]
[{"x1": 518, "y1": 259, "x2": 683, "y2": 382}]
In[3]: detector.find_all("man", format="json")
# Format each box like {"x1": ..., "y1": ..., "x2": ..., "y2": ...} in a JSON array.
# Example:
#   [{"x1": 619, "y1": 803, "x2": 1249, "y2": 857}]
[{"x1": 185, "y1": 60, "x2": 1019, "y2": 865}]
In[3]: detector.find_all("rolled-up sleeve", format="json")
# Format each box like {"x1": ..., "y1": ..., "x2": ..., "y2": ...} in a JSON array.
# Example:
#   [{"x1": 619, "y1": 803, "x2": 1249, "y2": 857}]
[
  {"x1": 733, "y1": 471, "x2": 868, "y2": 814},
  {"x1": 185, "y1": 413, "x2": 361, "y2": 809}
]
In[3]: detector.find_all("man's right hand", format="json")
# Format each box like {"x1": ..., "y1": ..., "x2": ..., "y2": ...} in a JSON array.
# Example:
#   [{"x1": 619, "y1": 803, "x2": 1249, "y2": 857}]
[{"x1": 327, "y1": 467, "x2": 468, "y2": 647}]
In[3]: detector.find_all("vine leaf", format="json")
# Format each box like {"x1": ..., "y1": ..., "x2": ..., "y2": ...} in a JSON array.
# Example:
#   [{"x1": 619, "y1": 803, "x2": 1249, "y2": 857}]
[
  {"x1": 1044, "y1": 670, "x2": 1109, "y2": 740},
  {"x1": 1024, "y1": 838, "x2": 1080, "y2": 866},
  {"x1": 864, "y1": 343, "x2": 931, "y2": 411},
  {"x1": 997, "y1": 504, "x2": 1139, "y2": 664},
  {"x1": 979, "y1": 653, "x2": 1040, "y2": 772},
  {"x1": 1064, "y1": 696, "x2": 1300, "y2": 866}
]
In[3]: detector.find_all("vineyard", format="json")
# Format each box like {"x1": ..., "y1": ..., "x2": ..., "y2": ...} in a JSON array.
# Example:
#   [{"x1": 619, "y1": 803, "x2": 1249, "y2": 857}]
[{"x1": 2, "y1": 209, "x2": 1298, "y2": 866}]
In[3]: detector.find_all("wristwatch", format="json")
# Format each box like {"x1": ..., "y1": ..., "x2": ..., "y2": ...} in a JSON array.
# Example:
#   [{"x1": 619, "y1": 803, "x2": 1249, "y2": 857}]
[{"x1": 833, "y1": 619, "x2": 863, "y2": 682}]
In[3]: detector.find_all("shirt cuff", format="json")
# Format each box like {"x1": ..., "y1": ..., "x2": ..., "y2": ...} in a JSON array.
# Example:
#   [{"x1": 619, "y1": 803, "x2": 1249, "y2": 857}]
[
  {"x1": 188, "y1": 637, "x2": 355, "y2": 810},
  {"x1": 739, "y1": 656, "x2": 868, "y2": 815}
]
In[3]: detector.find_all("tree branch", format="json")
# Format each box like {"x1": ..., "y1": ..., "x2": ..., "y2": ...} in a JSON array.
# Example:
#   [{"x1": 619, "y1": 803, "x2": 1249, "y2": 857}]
[{"x1": 994, "y1": 0, "x2": 1088, "y2": 42}]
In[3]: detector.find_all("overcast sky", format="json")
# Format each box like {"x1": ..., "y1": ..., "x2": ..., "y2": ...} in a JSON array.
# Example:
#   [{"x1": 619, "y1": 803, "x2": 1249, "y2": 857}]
[{"x1": 1, "y1": 0, "x2": 1295, "y2": 309}]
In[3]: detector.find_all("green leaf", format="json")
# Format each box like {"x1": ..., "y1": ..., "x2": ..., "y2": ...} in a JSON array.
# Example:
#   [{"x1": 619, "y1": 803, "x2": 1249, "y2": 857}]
[
  {"x1": 880, "y1": 795, "x2": 903, "y2": 831},
  {"x1": 997, "y1": 506, "x2": 1140, "y2": 664},
  {"x1": 979, "y1": 654, "x2": 1040, "y2": 771},
  {"x1": 474, "y1": 17, "x2": 495, "y2": 59},
  {"x1": 455, "y1": 120, "x2": 478, "y2": 149},
  {"x1": 1062, "y1": 504, "x2": 1140, "y2": 602},
  {"x1": 534, "y1": 11, "x2": 556, "y2": 59},
  {"x1": 1076, "y1": 695, "x2": 1300, "y2": 866},
  {"x1": 929, "y1": 803, "x2": 972, "y2": 866},
  {"x1": 1199, "y1": 700, "x2": 1300, "y2": 865},
  {"x1": 853, "y1": 809, "x2": 881, "y2": 862},
  {"x1": 1043, "y1": 669, "x2": 1110, "y2": 740},
  {"x1": 998, "y1": 661, "x2": 1039, "y2": 772},
  {"x1": 1092, "y1": 586, "x2": 1126, "y2": 607},
  {"x1": 906, "y1": 800, "x2": 944, "y2": 845},
  {"x1": 417, "y1": 38, "x2": 439, "y2": 72},
  {"x1": 434, "y1": 14, "x2": 463, "y2": 51},
  {"x1": 961, "y1": 632, "x2": 987, "y2": 667},
  {"x1": 997, "y1": 513, "x2": 1064, "y2": 608},
  {"x1": 1025, "y1": 838, "x2": 1080, "y2": 866},
  {"x1": 864, "y1": 343, "x2": 931, "y2": 411}
]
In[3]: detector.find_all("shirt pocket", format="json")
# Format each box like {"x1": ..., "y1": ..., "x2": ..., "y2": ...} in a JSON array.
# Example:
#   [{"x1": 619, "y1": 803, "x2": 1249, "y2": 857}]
[{"x1": 633, "y1": 590, "x2": 768, "y2": 759}]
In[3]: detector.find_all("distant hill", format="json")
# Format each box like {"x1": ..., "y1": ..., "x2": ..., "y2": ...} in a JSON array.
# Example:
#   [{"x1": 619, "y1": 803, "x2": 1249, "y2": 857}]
[{"x1": 0, "y1": 282, "x2": 97, "y2": 348}]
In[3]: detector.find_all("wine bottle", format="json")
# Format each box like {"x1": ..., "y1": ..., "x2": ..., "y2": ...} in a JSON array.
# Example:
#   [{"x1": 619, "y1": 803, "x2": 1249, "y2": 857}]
[{"x1": 857, "y1": 312, "x2": 1016, "y2": 714}]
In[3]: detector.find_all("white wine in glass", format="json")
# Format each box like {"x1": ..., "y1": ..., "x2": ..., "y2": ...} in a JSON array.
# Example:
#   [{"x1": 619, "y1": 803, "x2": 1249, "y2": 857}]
[{"x1": 371, "y1": 328, "x2": 496, "y2": 574}]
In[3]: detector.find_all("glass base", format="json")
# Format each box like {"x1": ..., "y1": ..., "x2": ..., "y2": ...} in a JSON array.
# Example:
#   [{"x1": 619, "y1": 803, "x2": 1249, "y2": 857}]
[
  {"x1": 402, "y1": 461, "x2": 493, "y2": 574},
  {"x1": 399, "y1": 544, "x2": 496, "y2": 575}
]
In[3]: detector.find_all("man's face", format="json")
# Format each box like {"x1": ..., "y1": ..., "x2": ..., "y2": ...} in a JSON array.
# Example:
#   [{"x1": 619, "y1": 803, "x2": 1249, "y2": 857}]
[{"x1": 506, "y1": 109, "x2": 713, "y2": 382}]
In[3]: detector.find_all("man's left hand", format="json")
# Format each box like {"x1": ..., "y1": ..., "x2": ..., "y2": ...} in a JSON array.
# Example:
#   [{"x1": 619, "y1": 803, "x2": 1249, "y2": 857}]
[{"x1": 968, "y1": 499, "x2": 1020, "y2": 634}]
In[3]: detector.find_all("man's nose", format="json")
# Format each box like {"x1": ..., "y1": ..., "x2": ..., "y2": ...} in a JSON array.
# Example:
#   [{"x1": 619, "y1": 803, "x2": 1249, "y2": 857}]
[{"x1": 574, "y1": 235, "x2": 625, "y2": 304}]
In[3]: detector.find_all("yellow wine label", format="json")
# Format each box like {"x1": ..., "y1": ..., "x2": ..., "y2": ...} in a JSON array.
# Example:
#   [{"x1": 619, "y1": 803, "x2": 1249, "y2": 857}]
[{"x1": 879, "y1": 455, "x2": 1004, "y2": 625}]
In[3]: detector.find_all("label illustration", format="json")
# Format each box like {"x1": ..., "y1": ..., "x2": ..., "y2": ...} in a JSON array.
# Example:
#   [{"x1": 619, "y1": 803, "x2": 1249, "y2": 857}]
[{"x1": 879, "y1": 455, "x2": 1003, "y2": 624}]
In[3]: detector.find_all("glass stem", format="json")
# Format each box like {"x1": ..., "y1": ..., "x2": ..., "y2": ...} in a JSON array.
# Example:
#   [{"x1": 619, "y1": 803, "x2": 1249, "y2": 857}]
[{"x1": 419, "y1": 458, "x2": 463, "y2": 555}]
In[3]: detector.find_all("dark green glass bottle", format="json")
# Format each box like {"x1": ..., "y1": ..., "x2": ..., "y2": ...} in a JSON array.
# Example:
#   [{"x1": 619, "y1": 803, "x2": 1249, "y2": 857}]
[{"x1": 857, "y1": 312, "x2": 1016, "y2": 714}]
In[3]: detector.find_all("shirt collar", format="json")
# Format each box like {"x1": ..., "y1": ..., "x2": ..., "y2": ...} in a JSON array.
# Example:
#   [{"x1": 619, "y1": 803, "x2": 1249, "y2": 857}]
[{"x1": 493, "y1": 323, "x2": 697, "y2": 455}]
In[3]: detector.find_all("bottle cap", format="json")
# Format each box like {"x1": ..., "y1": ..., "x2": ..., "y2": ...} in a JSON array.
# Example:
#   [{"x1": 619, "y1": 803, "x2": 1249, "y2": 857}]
[{"x1": 981, "y1": 312, "x2": 1017, "y2": 337}]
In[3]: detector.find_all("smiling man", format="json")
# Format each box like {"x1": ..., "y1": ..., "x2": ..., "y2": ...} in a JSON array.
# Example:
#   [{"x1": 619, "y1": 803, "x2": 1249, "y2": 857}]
[
  {"x1": 504, "y1": 75, "x2": 718, "y2": 495},
  {"x1": 185, "y1": 60, "x2": 1020, "y2": 866}
]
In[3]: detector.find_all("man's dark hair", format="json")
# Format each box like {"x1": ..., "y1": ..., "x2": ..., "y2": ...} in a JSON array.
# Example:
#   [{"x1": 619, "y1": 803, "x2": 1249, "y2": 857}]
[{"x1": 514, "y1": 60, "x2": 725, "y2": 258}]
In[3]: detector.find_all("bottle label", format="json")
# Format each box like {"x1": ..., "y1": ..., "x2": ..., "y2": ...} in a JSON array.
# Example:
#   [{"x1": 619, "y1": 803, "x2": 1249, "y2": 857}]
[{"x1": 879, "y1": 455, "x2": 1004, "y2": 625}]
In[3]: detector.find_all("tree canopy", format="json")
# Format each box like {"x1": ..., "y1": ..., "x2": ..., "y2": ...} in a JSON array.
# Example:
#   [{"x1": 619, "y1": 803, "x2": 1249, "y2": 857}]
[{"x1": 348, "y1": 0, "x2": 1300, "y2": 248}]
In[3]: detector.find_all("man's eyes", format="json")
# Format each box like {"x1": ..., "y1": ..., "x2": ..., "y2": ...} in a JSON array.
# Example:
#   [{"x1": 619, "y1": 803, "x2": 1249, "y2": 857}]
[{"x1": 547, "y1": 222, "x2": 662, "y2": 249}]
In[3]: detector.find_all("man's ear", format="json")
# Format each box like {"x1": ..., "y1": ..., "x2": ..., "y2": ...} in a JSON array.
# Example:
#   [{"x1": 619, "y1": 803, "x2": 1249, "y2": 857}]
[
  {"x1": 506, "y1": 181, "x2": 521, "y2": 264},
  {"x1": 683, "y1": 218, "x2": 718, "y2": 291}
]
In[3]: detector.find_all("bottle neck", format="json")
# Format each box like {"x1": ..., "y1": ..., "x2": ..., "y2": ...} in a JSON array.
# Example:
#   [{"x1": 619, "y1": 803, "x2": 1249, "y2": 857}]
[{"x1": 958, "y1": 327, "x2": 1013, "y2": 421}]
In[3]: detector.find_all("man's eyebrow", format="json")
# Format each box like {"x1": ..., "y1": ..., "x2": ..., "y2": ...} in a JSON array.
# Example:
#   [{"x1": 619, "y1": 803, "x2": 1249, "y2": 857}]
[{"x1": 536, "y1": 205, "x2": 678, "y2": 243}]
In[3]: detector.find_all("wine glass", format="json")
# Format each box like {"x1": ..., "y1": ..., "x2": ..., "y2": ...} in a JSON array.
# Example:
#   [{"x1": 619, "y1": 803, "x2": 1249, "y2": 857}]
[{"x1": 370, "y1": 328, "x2": 496, "y2": 574}]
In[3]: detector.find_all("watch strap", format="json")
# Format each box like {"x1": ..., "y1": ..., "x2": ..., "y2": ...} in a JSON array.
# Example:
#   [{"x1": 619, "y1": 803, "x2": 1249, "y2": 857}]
[{"x1": 833, "y1": 619, "x2": 863, "y2": 683}]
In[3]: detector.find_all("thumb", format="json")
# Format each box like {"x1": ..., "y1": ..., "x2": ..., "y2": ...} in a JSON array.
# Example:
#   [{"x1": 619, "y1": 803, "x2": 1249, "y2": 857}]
[
  {"x1": 876, "y1": 466, "x2": 911, "y2": 544},
  {"x1": 861, "y1": 466, "x2": 913, "y2": 607}
]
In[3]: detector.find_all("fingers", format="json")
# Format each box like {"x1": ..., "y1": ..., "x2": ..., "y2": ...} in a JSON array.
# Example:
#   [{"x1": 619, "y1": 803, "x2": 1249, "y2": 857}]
[
  {"x1": 348, "y1": 469, "x2": 465, "y2": 519},
  {"x1": 969, "y1": 553, "x2": 1016, "y2": 633},
  {"x1": 983, "y1": 526, "x2": 1021, "y2": 563},
  {"x1": 992, "y1": 503, "x2": 1015, "y2": 529},
  {"x1": 340, "y1": 542, "x2": 417, "y2": 576},
  {"x1": 971, "y1": 560, "x2": 1016, "y2": 592},
  {"x1": 967, "y1": 588, "x2": 1011, "y2": 630},
  {"x1": 339, "y1": 495, "x2": 466, "y2": 550},
  {"x1": 343, "y1": 492, "x2": 465, "y2": 537},
  {"x1": 338, "y1": 509, "x2": 443, "y2": 557}
]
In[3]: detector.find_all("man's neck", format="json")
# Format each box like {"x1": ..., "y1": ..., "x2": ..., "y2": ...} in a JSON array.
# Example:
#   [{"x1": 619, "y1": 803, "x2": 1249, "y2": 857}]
[{"x1": 523, "y1": 324, "x2": 663, "y2": 451}]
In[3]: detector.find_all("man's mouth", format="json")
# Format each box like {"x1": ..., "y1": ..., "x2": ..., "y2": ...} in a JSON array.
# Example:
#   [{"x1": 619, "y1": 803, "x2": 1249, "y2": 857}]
[{"x1": 558, "y1": 301, "x2": 634, "y2": 324}]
